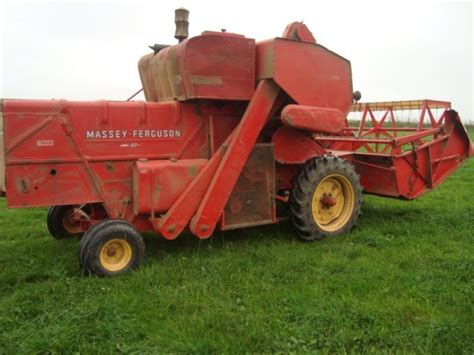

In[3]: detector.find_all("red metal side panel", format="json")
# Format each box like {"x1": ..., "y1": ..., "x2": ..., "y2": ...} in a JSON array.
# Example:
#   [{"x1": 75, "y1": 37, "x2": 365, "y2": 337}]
[
  {"x1": 256, "y1": 38, "x2": 353, "y2": 115},
  {"x1": 154, "y1": 149, "x2": 224, "y2": 240},
  {"x1": 272, "y1": 126, "x2": 326, "y2": 164},
  {"x1": 274, "y1": 39, "x2": 353, "y2": 115},
  {"x1": 353, "y1": 155, "x2": 399, "y2": 198},
  {"x1": 210, "y1": 115, "x2": 240, "y2": 153},
  {"x1": 89, "y1": 161, "x2": 135, "y2": 219},
  {"x1": 3, "y1": 100, "x2": 209, "y2": 163},
  {"x1": 182, "y1": 33, "x2": 256, "y2": 100},
  {"x1": 3, "y1": 99, "x2": 209, "y2": 211},
  {"x1": 139, "y1": 33, "x2": 256, "y2": 102},
  {"x1": 6, "y1": 163, "x2": 101, "y2": 207},
  {"x1": 133, "y1": 159, "x2": 207, "y2": 214},
  {"x1": 67, "y1": 101, "x2": 208, "y2": 160}
]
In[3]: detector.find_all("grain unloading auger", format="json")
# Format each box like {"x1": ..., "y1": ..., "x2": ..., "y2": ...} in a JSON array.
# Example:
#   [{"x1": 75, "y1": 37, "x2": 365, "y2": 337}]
[{"x1": 0, "y1": 9, "x2": 471, "y2": 276}]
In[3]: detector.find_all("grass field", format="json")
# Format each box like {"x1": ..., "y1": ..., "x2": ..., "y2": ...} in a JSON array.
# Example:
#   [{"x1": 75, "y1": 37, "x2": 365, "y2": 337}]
[{"x1": 0, "y1": 134, "x2": 473, "y2": 353}]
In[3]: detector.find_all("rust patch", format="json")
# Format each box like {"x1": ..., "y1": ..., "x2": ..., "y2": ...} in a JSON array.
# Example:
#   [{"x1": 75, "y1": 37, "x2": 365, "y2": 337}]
[
  {"x1": 152, "y1": 175, "x2": 161, "y2": 213},
  {"x1": 155, "y1": 177, "x2": 161, "y2": 193},
  {"x1": 188, "y1": 165, "x2": 198, "y2": 177},
  {"x1": 222, "y1": 144, "x2": 275, "y2": 230},
  {"x1": 105, "y1": 162, "x2": 115, "y2": 172},
  {"x1": 191, "y1": 75, "x2": 223, "y2": 86},
  {"x1": 15, "y1": 178, "x2": 27, "y2": 193}
]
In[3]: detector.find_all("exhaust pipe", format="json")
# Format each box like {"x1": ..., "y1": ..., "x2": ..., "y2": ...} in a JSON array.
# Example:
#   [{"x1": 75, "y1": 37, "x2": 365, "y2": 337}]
[
  {"x1": 148, "y1": 8, "x2": 189, "y2": 54},
  {"x1": 174, "y1": 8, "x2": 189, "y2": 42}
]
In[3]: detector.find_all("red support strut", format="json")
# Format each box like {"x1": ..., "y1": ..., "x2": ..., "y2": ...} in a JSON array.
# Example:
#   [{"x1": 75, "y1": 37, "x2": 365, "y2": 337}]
[{"x1": 190, "y1": 80, "x2": 280, "y2": 238}]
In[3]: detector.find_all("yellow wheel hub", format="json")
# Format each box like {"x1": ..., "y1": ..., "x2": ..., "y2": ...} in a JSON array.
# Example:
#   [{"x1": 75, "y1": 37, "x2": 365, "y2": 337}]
[
  {"x1": 100, "y1": 239, "x2": 132, "y2": 272},
  {"x1": 312, "y1": 174, "x2": 355, "y2": 232}
]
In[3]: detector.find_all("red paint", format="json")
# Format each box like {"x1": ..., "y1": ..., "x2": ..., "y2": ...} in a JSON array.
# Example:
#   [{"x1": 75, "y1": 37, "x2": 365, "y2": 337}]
[
  {"x1": 272, "y1": 126, "x2": 326, "y2": 164},
  {"x1": 256, "y1": 38, "x2": 353, "y2": 116},
  {"x1": 189, "y1": 80, "x2": 280, "y2": 238},
  {"x1": 281, "y1": 105, "x2": 345, "y2": 134},
  {"x1": 321, "y1": 195, "x2": 337, "y2": 208},
  {"x1": 1, "y1": 22, "x2": 472, "y2": 240},
  {"x1": 133, "y1": 159, "x2": 208, "y2": 214},
  {"x1": 139, "y1": 32, "x2": 255, "y2": 102}
]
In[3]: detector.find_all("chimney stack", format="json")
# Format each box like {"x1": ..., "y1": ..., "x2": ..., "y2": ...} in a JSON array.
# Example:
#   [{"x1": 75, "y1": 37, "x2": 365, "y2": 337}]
[{"x1": 174, "y1": 8, "x2": 189, "y2": 42}]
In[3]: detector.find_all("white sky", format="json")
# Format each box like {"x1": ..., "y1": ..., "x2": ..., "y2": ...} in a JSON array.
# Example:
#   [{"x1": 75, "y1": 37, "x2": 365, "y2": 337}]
[{"x1": 0, "y1": 0, "x2": 473, "y2": 123}]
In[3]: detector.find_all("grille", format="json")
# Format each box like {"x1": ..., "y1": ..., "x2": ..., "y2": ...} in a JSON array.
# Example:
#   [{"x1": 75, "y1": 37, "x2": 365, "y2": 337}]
[{"x1": 221, "y1": 143, "x2": 275, "y2": 230}]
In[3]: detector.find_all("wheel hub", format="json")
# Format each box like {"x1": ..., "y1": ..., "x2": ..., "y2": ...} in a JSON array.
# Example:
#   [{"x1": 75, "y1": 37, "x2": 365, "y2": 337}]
[
  {"x1": 100, "y1": 239, "x2": 132, "y2": 272},
  {"x1": 321, "y1": 194, "x2": 337, "y2": 208},
  {"x1": 106, "y1": 246, "x2": 117, "y2": 257},
  {"x1": 312, "y1": 174, "x2": 355, "y2": 232},
  {"x1": 62, "y1": 208, "x2": 82, "y2": 234}
]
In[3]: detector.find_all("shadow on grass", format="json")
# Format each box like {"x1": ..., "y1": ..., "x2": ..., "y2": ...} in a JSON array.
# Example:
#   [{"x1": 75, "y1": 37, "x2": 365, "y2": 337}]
[
  {"x1": 143, "y1": 220, "x2": 297, "y2": 258},
  {"x1": 359, "y1": 201, "x2": 424, "y2": 223},
  {"x1": 0, "y1": 197, "x2": 436, "y2": 284}
]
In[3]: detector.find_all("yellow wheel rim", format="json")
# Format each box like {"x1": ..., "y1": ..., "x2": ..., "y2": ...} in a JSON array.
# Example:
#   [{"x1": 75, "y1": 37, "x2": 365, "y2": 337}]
[
  {"x1": 99, "y1": 239, "x2": 132, "y2": 272},
  {"x1": 311, "y1": 174, "x2": 355, "y2": 232}
]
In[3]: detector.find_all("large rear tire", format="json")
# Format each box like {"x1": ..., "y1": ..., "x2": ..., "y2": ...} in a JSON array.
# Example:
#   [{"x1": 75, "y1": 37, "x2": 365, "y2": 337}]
[{"x1": 290, "y1": 156, "x2": 362, "y2": 241}]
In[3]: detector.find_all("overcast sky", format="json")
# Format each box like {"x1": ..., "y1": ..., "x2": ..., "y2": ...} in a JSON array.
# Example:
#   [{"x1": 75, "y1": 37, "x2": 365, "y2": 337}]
[{"x1": 0, "y1": 0, "x2": 472, "y2": 123}]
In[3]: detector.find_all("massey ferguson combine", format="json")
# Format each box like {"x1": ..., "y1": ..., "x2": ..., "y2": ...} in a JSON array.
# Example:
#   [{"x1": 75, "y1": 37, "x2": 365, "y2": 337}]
[{"x1": 0, "y1": 9, "x2": 471, "y2": 276}]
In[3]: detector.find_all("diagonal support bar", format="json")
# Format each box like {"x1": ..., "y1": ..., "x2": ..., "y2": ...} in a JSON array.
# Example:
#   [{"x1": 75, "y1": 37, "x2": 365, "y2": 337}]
[
  {"x1": 189, "y1": 79, "x2": 280, "y2": 238},
  {"x1": 153, "y1": 135, "x2": 231, "y2": 240}
]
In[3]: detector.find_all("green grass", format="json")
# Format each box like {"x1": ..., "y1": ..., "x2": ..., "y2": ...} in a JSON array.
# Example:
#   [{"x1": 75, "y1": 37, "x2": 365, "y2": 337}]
[{"x1": 1, "y1": 138, "x2": 473, "y2": 353}]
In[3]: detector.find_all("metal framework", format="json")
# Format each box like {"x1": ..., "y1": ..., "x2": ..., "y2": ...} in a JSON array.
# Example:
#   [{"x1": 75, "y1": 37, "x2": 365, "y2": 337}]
[{"x1": 315, "y1": 100, "x2": 453, "y2": 155}]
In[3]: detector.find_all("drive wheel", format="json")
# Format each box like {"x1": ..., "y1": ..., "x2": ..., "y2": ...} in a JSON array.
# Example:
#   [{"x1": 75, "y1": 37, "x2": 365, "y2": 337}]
[
  {"x1": 47, "y1": 205, "x2": 85, "y2": 239},
  {"x1": 290, "y1": 156, "x2": 362, "y2": 241},
  {"x1": 80, "y1": 220, "x2": 145, "y2": 277}
]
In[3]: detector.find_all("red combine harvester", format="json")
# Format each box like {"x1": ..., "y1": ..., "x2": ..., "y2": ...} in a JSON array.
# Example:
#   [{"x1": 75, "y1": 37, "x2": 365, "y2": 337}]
[{"x1": 0, "y1": 9, "x2": 472, "y2": 276}]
